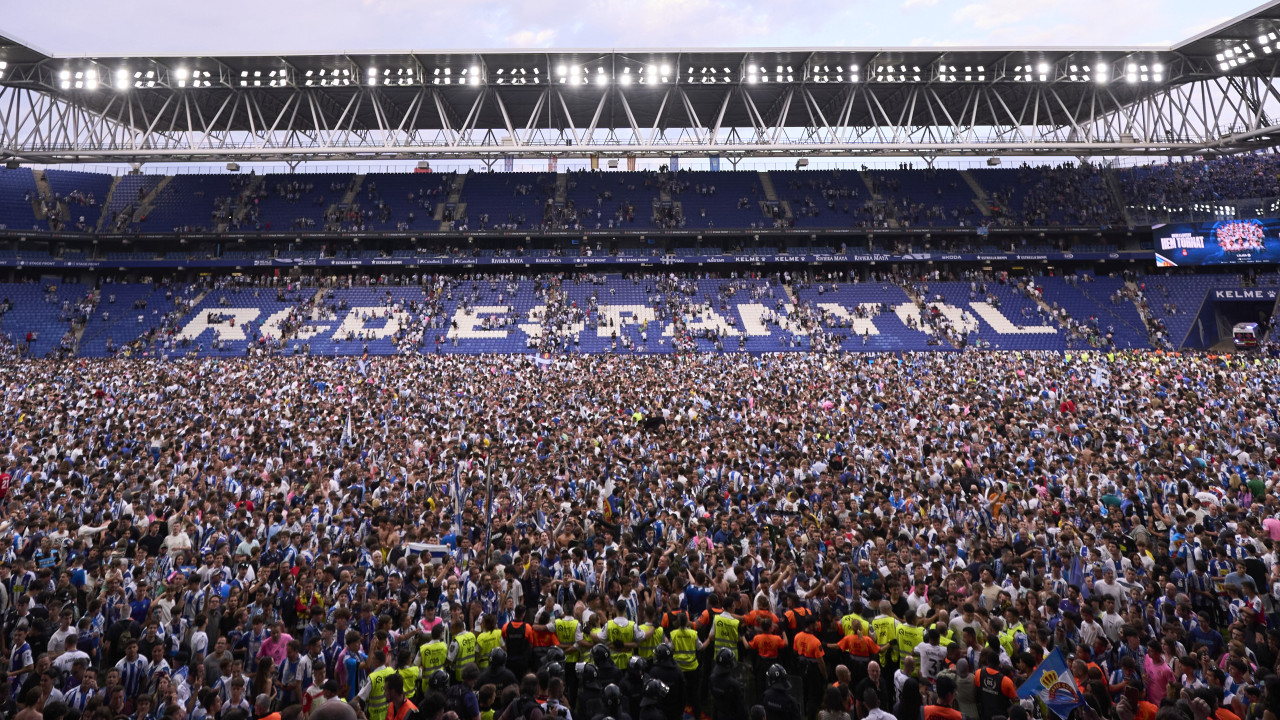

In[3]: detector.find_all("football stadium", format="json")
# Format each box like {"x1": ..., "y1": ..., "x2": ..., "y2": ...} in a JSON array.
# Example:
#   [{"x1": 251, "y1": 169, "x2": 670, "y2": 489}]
[{"x1": 1, "y1": 3, "x2": 1280, "y2": 720}]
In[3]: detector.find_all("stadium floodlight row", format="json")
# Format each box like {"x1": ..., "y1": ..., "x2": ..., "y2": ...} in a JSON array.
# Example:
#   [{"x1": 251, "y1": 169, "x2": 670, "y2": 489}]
[{"x1": 3, "y1": 2, "x2": 1280, "y2": 163}]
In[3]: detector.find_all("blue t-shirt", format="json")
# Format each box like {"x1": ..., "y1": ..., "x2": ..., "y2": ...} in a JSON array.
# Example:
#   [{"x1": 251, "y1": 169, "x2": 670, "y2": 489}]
[{"x1": 683, "y1": 584, "x2": 711, "y2": 615}]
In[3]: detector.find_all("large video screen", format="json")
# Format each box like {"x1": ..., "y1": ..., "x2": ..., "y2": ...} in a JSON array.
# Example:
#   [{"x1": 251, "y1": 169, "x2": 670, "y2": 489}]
[{"x1": 1154, "y1": 219, "x2": 1280, "y2": 266}]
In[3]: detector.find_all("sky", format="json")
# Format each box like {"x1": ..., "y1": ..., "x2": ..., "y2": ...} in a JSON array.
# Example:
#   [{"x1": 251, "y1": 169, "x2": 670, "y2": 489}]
[{"x1": 0, "y1": 0, "x2": 1266, "y2": 56}]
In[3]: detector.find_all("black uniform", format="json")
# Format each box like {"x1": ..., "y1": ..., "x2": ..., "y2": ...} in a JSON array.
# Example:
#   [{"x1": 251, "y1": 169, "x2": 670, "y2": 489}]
[
  {"x1": 620, "y1": 671, "x2": 646, "y2": 720},
  {"x1": 762, "y1": 685, "x2": 802, "y2": 720},
  {"x1": 647, "y1": 664, "x2": 686, "y2": 720},
  {"x1": 596, "y1": 663, "x2": 623, "y2": 687},
  {"x1": 578, "y1": 673, "x2": 604, "y2": 720},
  {"x1": 976, "y1": 667, "x2": 1014, "y2": 720},
  {"x1": 476, "y1": 663, "x2": 518, "y2": 693},
  {"x1": 708, "y1": 666, "x2": 748, "y2": 720}
]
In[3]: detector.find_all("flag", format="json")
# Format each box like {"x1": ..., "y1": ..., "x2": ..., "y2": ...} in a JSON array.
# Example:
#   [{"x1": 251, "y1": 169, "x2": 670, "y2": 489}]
[
  {"x1": 1017, "y1": 647, "x2": 1088, "y2": 719},
  {"x1": 451, "y1": 463, "x2": 464, "y2": 525},
  {"x1": 341, "y1": 412, "x2": 353, "y2": 448}
]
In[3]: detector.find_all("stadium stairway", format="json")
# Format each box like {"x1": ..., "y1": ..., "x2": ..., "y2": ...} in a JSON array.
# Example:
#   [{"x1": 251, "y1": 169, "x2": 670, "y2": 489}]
[
  {"x1": 1105, "y1": 169, "x2": 1134, "y2": 227},
  {"x1": 857, "y1": 170, "x2": 877, "y2": 198},
  {"x1": 344, "y1": 175, "x2": 365, "y2": 205},
  {"x1": 33, "y1": 171, "x2": 53, "y2": 208},
  {"x1": 96, "y1": 176, "x2": 122, "y2": 231},
  {"x1": 923, "y1": 281, "x2": 1065, "y2": 350},
  {"x1": 1137, "y1": 274, "x2": 1240, "y2": 349},
  {"x1": 225, "y1": 175, "x2": 266, "y2": 231},
  {"x1": 0, "y1": 282, "x2": 84, "y2": 357},
  {"x1": 1036, "y1": 275, "x2": 1150, "y2": 349},
  {"x1": 442, "y1": 174, "x2": 466, "y2": 230},
  {"x1": 131, "y1": 176, "x2": 173, "y2": 227},
  {"x1": 958, "y1": 170, "x2": 993, "y2": 218},
  {"x1": 793, "y1": 281, "x2": 938, "y2": 352},
  {"x1": 759, "y1": 172, "x2": 779, "y2": 203},
  {"x1": 554, "y1": 173, "x2": 568, "y2": 204}
]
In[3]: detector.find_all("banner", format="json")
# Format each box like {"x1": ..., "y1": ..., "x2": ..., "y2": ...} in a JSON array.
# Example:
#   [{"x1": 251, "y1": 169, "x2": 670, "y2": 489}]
[
  {"x1": 503, "y1": 155, "x2": 514, "y2": 172},
  {"x1": 590, "y1": 155, "x2": 599, "y2": 170},
  {"x1": 549, "y1": 155, "x2": 558, "y2": 172},
  {"x1": 626, "y1": 155, "x2": 636, "y2": 171},
  {"x1": 709, "y1": 154, "x2": 720, "y2": 172},
  {"x1": 1017, "y1": 648, "x2": 1088, "y2": 719},
  {"x1": 670, "y1": 155, "x2": 679, "y2": 172},
  {"x1": 0, "y1": 250, "x2": 1134, "y2": 271},
  {"x1": 1153, "y1": 218, "x2": 1280, "y2": 266}
]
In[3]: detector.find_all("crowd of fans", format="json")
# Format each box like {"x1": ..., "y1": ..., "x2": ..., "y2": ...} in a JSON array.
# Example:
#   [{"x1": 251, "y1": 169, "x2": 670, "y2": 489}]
[
  {"x1": 0, "y1": 328, "x2": 1279, "y2": 720},
  {"x1": 988, "y1": 165, "x2": 1125, "y2": 229},
  {"x1": 1118, "y1": 155, "x2": 1280, "y2": 208}
]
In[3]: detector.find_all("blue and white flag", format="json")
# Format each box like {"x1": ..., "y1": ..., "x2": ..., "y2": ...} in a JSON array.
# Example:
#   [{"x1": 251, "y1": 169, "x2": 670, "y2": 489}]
[
  {"x1": 341, "y1": 412, "x2": 353, "y2": 448},
  {"x1": 1017, "y1": 647, "x2": 1088, "y2": 719}
]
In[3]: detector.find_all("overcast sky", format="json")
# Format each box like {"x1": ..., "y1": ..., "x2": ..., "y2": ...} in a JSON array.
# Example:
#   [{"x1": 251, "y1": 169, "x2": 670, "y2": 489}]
[{"x1": 1, "y1": 0, "x2": 1265, "y2": 55}]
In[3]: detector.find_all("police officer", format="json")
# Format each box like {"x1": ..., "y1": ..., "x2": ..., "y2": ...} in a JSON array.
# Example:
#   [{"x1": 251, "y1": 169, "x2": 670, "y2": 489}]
[
  {"x1": 419, "y1": 670, "x2": 451, "y2": 720},
  {"x1": 646, "y1": 644, "x2": 686, "y2": 720},
  {"x1": 476, "y1": 648, "x2": 517, "y2": 691},
  {"x1": 709, "y1": 649, "x2": 748, "y2": 720},
  {"x1": 592, "y1": 643, "x2": 623, "y2": 687},
  {"x1": 621, "y1": 657, "x2": 648, "y2": 720},
  {"x1": 761, "y1": 664, "x2": 801, "y2": 720},
  {"x1": 638, "y1": 679, "x2": 670, "y2": 720},
  {"x1": 578, "y1": 663, "x2": 605, "y2": 720},
  {"x1": 593, "y1": 683, "x2": 631, "y2": 720}
]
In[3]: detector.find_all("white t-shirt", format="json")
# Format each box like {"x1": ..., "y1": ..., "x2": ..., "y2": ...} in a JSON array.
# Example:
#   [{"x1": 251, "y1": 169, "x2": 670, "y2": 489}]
[{"x1": 916, "y1": 642, "x2": 948, "y2": 680}]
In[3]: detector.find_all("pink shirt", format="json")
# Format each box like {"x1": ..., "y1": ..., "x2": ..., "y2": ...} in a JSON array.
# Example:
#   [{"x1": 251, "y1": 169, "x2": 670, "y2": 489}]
[
  {"x1": 257, "y1": 633, "x2": 294, "y2": 666},
  {"x1": 1263, "y1": 517, "x2": 1280, "y2": 541},
  {"x1": 1144, "y1": 655, "x2": 1174, "y2": 705}
]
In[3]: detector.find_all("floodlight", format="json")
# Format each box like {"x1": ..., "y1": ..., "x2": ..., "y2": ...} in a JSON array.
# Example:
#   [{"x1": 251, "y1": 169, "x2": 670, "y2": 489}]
[
  {"x1": 621, "y1": 74, "x2": 631, "y2": 85},
  {"x1": 661, "y1": 64, "x2": 671, "y2": 75},
  {"x1": 1037, "y1": 62, "x2": 1049, "y2": 73},
  {"x1": 1153, "y1": 63, "x2": 1163, "y2": 72},
  {"x1": 471, "y1": 66, "x2": 479, "y2": 75},
  {"x1": 60, "y1": 80, "x2": 70, "y2": 89},
  {"x1": 60, "y1": 69, "x2": 71, "y2": 80},
  {"x1": 175, "y1": 67, "x2": 188, "y2": 80},
  {"x1": 748, "y1": 74, "x2": 758, "y2": 83}
]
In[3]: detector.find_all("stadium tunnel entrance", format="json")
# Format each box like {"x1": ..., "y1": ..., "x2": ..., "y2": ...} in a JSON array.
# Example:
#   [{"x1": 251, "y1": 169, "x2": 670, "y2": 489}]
[{"x1": 1185, "y1": 287, "x2": 1278, "y2": 348}]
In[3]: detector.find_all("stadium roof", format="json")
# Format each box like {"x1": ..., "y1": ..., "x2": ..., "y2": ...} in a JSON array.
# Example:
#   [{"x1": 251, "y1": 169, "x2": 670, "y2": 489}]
[{"x1": 3, "y1": 3, "x2": 1280, "y2": 163}]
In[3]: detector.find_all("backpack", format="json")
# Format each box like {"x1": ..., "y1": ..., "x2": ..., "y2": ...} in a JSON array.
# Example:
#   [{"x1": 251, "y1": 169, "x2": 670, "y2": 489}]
[{"x1": 444, "y1": 685, "x2": 472, "y2": 719}]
